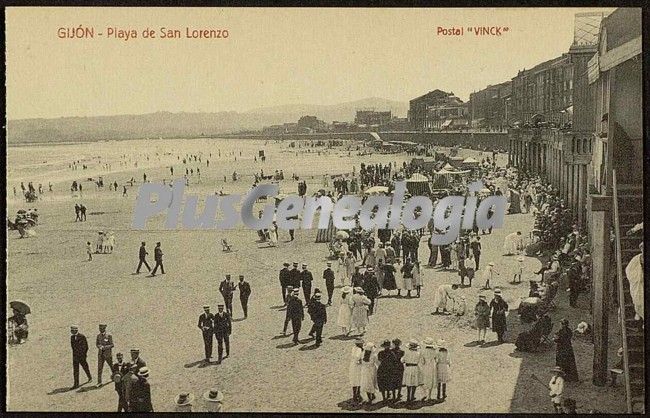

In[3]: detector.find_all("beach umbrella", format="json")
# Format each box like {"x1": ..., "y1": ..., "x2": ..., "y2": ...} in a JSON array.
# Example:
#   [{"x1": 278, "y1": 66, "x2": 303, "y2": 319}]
[
  {"x1": 336, "y1": 231, "x2": 349, "y2": 240},
  {"x1": 9, "y1": 300, "x2": 31, "y2": 315}
]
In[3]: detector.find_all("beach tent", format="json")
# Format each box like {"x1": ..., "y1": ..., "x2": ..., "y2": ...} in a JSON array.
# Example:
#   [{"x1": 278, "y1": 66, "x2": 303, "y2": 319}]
[
  {"x1": 433, "y1": 168, "x2": 471, "y2": 189},
  {"x1": 315, "y1": 217, "x2": 337, "y2": 243},
  {"x1": 462, "y1": 157, "x2": 480, "y2": 169},
  {"x1": 406, "y1": 173, "x2": 431, "y2": 195}
]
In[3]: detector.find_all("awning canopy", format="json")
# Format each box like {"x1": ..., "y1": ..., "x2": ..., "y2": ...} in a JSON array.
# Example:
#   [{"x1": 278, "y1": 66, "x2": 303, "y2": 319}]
[
  {"x1": 435, "y1": 168, "x2": 471, "y2": 175},
  {"x1": 462, "y1": 157, "x2": 479, "y2": 164},
  {"x1": 443, "y1": 163, "x2": 455, "y2": 170},
  {"x1": 407, "y1": 173, "x2": 429, "y2": 182},
  {"x1": 441, "y1": 119, "x2": 453, "y2": 128}
]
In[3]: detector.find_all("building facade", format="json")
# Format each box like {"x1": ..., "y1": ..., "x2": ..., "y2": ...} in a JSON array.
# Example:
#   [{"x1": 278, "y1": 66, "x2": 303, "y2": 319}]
[
  {"x1": 408, "y1": 90, "x2": 469, "y2": 131},
  {"x1": 468, "y1": 81, "x2": 512, "y2": 131},
  {"x1": 510, "y1": 54, "x2": 574, "y2": 126},
  {"x1": 354, "y1": 109, "x2": 392, "y2": 127}
]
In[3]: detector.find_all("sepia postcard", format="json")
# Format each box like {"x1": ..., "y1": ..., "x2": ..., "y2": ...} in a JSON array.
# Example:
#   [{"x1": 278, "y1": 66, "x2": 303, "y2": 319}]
[{"x1": 4, "y1": 5, "x2": 646, "y2": 414}]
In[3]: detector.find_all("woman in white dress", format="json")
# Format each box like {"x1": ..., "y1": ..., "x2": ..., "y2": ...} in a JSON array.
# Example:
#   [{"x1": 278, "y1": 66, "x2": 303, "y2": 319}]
[
  {"x1": 419, "y1": 338, "x2": 438, "y2": 400},
  {"x1": 343, "y1": 252, "x2": 356, "y2": 286},
  {"x1": 268, "y1": 221, "x2": 279, "y2": 247},
  {"x1": 337, "y1": 287, "x2": 354, "y2": 335},
  {"x1": 348, "y1": 339, "x2": 364, "y2": 403},
  {"x1": 412, "y1": 261, "x2": 422, "y2": 298},
  {"x1": 401, "y1": 339, "x2": 423, "y2": 403},
  {"x1": 435, "y1": 340, "x2": 451, "y2": 400},
  {"x1": 359, "y1": 342, "x2": 379, "y2": 404},
  {"x1": 350, "y1": 288, "x2": 371, "y2": 334}
]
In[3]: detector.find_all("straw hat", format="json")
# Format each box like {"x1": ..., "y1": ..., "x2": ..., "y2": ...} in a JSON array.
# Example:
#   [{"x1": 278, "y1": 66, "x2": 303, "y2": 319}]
[
  {"x1": 408, "y1": 339, "x2": 419, "y2": 348},
  {"x1": 494, "y1": 288, "x2": 502, "y2": 295},
  {"x1": 436, "y1": 339, "x2": 446, "y2": 348},
  {"x1": 517, "y1": 256, "x2": 524, "y2": 262},
  {"x1": 174, "y1": 392, "x2": 194, "y2": 406},
  {"x1": 478, "y1": 294, "x2": 486, "y2": 300},
  {"x1": 203, "y1": 388, "x2": 224, "y2": 402},
  {"x1": 137, "y1": 367, "x2": 150, "y2": 378},
  {"x1": 550, "y1": 366, "x2": 565, "y2": 375},
  {"x1": 488, "y1": 262, "x2": 495, "y2": 266},
  {"x1": 341, "y1": 286, "x2": 352, "y2": 294},
  {"x1": 423, "y1": 337, "x2": 435, "y2": 348}
]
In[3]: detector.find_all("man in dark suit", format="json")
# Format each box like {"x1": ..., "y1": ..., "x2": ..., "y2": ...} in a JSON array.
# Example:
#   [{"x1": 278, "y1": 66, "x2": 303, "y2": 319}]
[
  {"x1": 237, "y1": 275, "x2": 252, "y2": 318},
  {"x1": 279, "y1": 262, "x2": 290, "y2": 305},
  {"x1": 308, "y1": 292, "x2": 328, "y2": 346},
  {"x1": 213, "y1": 304, "x2": 232, "y2": 363},
  {"x1": 197, "y1": 305, "x2": 214, "y2": 362},
  {"x1": 300, "y1": 263, "x2": 313, "y2": 303},
  {"x1": 282, "y1": 286, "x2": 294, "y2": 335},
  {"x1": 323, "y1": 262, "x2": 336, "y2": 306},
  {"x1": 135, "y1": 242, "x2": 151, "y2": 274},
  {"x1": 111, "y1": 352, "x2": 130, "y2": 412},
  {"x1": 288, "y1": 262, "x2": 301, "y2": 290},
  {"x1": 96, "y1": 323, "x2": 114, "y2": 386},
  {"x1": 286, "y1": 288, "x2": 304, "y2": 344},
  {"x1": 470, "y1": 236, "x2": 482, "y2": 270},
  {"x1": 129, "y1": 348, "x2": 146, "y2": 370},
  {"x1": 219, "y1": 274, "x2": 236, "y2": 315},
  {"x1": 151, "y1": 242, "x2": 165, "y2": 276},
  {"x1": 70, "y1": 325, "x2": 92, "y2": 389}
]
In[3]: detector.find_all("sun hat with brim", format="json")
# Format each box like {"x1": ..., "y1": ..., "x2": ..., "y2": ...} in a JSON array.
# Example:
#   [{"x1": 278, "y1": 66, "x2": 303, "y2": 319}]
[
  {"x1": 174, "y1": 392, "x2": 194, "y2": 406},
  {"x1": 488, "y1": 262, "x2": 495, "y2": 266},
  {"x1": 436, "y1": 339, "x2": 446, "y2": 348},
  {"x1": 408, "y1": 339, "x2": 419, "y2": 348},
  {"x1": 550, "y1": 366, "x2": 565, "y2": 375},
  {"x1": 478, "y1": 295, "x2": 487, "y2": 300},
  {"x1": 203, "y1": 388, "x2": 224, "y2": 402},
  {"x1": 341, "y1": 286, "x2": 352, "y2": 294},
  {"x1": 494, "y1": 288, "x2": 502, "y2": 295},
  {"x1": 423, "y1": 337, "x2": 435, "y2": 348},
  {"x1": 137, "y1": 367, "x2": 150, "y2": 378}
]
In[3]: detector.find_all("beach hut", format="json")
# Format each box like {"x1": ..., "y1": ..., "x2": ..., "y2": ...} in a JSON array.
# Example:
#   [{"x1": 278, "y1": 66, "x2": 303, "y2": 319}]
[
  {"x1": 433, "y1": 167, "x2": 471, "y2": 189},
  {"x1": 406, "y1": 173, "x2": 431, "y2": 195}
]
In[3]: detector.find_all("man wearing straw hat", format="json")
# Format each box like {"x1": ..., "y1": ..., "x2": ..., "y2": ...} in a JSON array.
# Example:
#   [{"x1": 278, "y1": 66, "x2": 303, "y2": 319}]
[
  {"x1": 323, "y1": 261, "x2": 336, "y2": 306},
  {"x1": 548, "y1": 366, "x2": 565, "y2": 413},
  {"x1": 308, "y1": 291, "x2": 327, "y2": 346},
  {"x1": 96, "y1": 323, "x2": 114, "y2": 386},
  {"x1": 203, "y1": 388, "x2": 225, "y2": 412},
  {"x1": 129, "y1": 367, "x2": 153, "y2": 412},
  {"x1": 279, "y1": 262, "x2": 290, "y2": 305},
  {"x1": 213, "y1": 304, "x2": 232, "y2": 363},
  {"x1": 197, "y1": 305, "x2": 214, "y2": 363},
  {"x1": 287, "y1": 288, "x2": 305, "y2": 344},
  {"x1": 69, "y1": 325, "x2": 92, "y2": 389},
  {"x1": 489, "y1": 288, "x2": 509, "y2": 343},
  {"x1": 111, "y1": 352, "x2": 130, "y2": 412}
]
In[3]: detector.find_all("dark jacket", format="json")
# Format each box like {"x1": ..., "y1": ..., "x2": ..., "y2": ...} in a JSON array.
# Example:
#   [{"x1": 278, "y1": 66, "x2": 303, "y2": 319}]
[
  {"x1": 238, "y1": 281, "x2": 252, "y2": 299},
  {"x1": 213, "y1": 312, "x2": 232, "y2": 336},
  {"x1": 154, "y1": 246, "x2": 163, "y2": 261},
  {"x1": 219, "y1": 280, "x2": 235, "y2": 297},
  {"x1": 323, "y1": 268, "x2": 335, "y2": 287},
  {"x1": 279, "y1": 267, "x2": 290, "y2": 286},
  {"x1": 198, "y1": 312, "x2": 214, "y2": 332},
  {"x1": 139, "y1": 246, "x2": 148, "y2": 259},
  {"x1": 300, "y1": 270, "x2": 314, "y2": 286},
  {"x1": 309, "y1": 300, "x2": 327, "y2": 324},
  {"x1": 288, "y1": 268, "x2": 301, "y2": 288},
  {"x1": 129, "y1": 378, "x2": 153, "y2": 412},
  {"x1": 286, "y1": 297, "x2": 304, "y2": 321},
  {"x1": 71, "y1": 333, "x2": 89, "y2": 359}
]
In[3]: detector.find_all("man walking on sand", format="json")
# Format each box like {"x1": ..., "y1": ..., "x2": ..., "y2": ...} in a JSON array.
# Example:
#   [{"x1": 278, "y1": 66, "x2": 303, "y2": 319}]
[
  {"x1": 96, "y1": 323, "x2": 114, "y2": 386},
  {"x1": 135, "y1": 242, "x2": 151, "y2": 274},
  {"x1": 151, "y1": 242, "x2": 165, "y2": 276}
]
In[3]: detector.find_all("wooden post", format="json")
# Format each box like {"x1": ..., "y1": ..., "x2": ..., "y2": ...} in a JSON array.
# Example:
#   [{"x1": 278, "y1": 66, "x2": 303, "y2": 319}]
[{"x1": 589, "y1": 194, "x2": 611, "y2": 386}]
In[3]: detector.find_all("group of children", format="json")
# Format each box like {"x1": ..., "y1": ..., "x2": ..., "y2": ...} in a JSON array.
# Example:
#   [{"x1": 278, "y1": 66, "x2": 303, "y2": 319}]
[{"x1": 86, "y1": 231, "x2": 115, "y2": 261}]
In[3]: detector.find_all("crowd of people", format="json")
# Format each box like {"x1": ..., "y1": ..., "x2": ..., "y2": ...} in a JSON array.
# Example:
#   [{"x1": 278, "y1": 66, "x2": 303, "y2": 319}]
[{"x1": 348, "y1": 337, "x2": 452, "y2": 405}]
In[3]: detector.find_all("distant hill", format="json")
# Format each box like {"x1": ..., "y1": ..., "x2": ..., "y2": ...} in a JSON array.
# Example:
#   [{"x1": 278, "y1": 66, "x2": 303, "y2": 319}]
[{"x1": 7, "y1": 97, "x2": 408, "y2": 144}]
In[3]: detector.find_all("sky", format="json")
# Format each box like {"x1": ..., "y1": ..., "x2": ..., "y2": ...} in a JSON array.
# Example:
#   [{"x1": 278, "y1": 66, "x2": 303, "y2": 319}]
[{"x1": 6, "y1": 7, "x2": 616, "y2": 120}]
